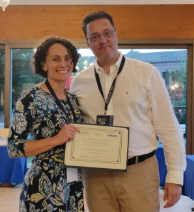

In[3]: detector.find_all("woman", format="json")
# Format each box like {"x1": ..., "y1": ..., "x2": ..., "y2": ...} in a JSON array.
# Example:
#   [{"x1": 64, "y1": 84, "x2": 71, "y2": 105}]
[{"x1": 8, "y1": 37, "x2": 84, "y2": 212}]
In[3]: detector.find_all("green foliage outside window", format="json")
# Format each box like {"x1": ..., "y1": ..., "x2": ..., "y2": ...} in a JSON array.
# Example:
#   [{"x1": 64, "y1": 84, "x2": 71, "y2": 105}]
[
  {"x1": 12, "y1": 49, "x2": 43, "y2": 107},
  {"x1": 163, "y1": 63, "x2": 187, "y2": 124},
  {"x1": 0, "y1": 48, "x2": 188, "y2": 126}
]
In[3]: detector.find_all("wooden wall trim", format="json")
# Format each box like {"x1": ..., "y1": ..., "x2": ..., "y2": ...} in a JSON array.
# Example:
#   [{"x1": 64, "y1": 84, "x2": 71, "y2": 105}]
[{"x1": 0, "y1": 5, "x2": 194, "y2": 40}]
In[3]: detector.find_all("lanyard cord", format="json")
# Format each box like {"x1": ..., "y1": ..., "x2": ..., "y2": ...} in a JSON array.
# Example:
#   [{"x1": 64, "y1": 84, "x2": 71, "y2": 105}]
[
  {"x1": 45, "y1": 79, "x2": 77, "y2": 123},
  {"x1": 94, "y1": 56, "x2": 126, "y2": 115}
]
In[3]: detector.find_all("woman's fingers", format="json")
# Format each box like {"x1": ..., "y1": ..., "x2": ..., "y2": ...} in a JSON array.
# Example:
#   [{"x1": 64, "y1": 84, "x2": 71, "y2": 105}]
[
  {"x1": 55, "y1": 125, "x2": 80, "y2": 144},
  {"x1": 62, "y1": 125, "x2": 79, "y2": 142}
]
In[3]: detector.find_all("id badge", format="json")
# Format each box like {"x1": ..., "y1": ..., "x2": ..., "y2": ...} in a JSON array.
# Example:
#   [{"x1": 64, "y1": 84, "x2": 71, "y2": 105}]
[{"x1": 96, "y1": 115, "x2": 114, "y2": 126}]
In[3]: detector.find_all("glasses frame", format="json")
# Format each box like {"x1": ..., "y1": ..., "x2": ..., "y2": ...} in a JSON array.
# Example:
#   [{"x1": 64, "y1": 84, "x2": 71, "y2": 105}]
[{"x1": 87, "y1": 29, "x2": 116, "y2": 43}]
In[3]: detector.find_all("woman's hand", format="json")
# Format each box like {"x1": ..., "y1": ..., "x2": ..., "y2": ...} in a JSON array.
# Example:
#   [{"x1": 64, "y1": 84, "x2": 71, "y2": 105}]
[{"x1": 54, "y1": 124, "x2": 80, "y2": 145}]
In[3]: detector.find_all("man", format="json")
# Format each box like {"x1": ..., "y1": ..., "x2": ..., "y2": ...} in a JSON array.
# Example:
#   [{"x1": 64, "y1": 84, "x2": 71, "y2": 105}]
[{"x1": 70, "y1": 11, "x2": 186, "y2": 212}]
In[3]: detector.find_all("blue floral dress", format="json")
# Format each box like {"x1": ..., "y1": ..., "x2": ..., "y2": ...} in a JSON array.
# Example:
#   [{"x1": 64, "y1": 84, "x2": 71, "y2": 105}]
[{"x1": 7, "y1": 86, "x2": 84, "y2": 212}]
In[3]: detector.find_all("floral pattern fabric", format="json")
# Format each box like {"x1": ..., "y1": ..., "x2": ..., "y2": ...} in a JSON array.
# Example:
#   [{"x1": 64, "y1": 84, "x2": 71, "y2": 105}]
[{"x1": 8, "y1": 86, "x2": 84, "y2": 212}]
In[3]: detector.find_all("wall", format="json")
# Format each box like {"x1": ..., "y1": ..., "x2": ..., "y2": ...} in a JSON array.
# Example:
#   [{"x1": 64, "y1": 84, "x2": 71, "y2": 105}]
[{"x1": 0, "y1": 5, "x2": 194, "y2": 40}]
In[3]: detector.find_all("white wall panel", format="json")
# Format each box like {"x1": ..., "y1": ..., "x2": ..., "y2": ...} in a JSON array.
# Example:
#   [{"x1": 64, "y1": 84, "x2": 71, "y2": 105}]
[{"x1": 9, "y1": 0, "x2": 194, "y2": 5}]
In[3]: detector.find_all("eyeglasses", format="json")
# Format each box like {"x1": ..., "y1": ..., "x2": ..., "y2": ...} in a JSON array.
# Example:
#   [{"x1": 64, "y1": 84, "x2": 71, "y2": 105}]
[{"x1": 87, "y1": 29, "x2": 115, "y2": 42}]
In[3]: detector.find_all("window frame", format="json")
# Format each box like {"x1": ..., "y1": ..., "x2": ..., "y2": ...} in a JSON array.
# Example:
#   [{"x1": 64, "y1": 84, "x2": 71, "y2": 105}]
[
  {"x1": 118, "y1": 41, "x2": 193, "y2": 155},
  {"x1": 0, "y1": 45, "x2": 5, "y2": 129},
  {"x1": 1, "y1": 39, "x2": 194, "y2": 154}
]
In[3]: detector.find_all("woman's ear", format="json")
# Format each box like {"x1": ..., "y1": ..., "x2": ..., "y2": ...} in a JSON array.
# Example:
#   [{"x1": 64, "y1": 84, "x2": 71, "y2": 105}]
[{"x1": 41, "y1": 62, "x2": 47, "y2": 72}]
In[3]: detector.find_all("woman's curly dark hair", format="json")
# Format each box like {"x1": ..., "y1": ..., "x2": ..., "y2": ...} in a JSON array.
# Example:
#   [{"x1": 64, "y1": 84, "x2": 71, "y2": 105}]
[{"x1": 32, "y1": 37, "x2": 80, "y2": 78}]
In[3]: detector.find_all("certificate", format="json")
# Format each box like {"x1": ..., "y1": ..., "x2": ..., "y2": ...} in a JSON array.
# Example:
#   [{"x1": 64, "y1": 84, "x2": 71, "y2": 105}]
[{"x1": 64, "y1": 124, "x2": 129, "y2": 171}]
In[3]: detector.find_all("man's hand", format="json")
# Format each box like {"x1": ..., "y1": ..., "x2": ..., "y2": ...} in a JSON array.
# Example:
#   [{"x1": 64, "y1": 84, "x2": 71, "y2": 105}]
[{"x1": 163, "y1": 183, "x2": 182, "y2": 208}]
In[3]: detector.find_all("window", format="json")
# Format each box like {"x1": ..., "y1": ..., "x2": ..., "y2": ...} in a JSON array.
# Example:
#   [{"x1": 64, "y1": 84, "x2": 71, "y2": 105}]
[
  {"x1": 10, "y1": 48, "x2": 43, "y2": 168},
  {"x1": 77, "y1": 48, "x2": 188, "y2": 144},
  {"x1": 11, "y1": 48, "x2": 43, "y2": 111},
  {"x1": 1, "y1": 40, "x2": 193, "y2": 154},
  {"x1": 123, "y1": 49, "x2": 187, "y2": 144}
]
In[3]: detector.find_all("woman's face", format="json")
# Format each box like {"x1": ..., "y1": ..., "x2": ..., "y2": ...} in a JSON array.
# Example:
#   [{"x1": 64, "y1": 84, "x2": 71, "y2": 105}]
[{"x1": 42, "y1": 43, "x2": 73, "y2": 83}]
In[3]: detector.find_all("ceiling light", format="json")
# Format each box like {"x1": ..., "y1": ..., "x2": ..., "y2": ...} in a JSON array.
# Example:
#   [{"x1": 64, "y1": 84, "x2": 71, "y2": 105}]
[{"x1": 0, "y1": 0, "x2": 10, "y2": 12}]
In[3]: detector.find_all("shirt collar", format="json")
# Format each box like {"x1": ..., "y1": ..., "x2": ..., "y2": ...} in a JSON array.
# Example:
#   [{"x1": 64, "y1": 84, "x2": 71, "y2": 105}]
[{"x1": 94, "y1": 52, "x2": 123, "y2": 74}]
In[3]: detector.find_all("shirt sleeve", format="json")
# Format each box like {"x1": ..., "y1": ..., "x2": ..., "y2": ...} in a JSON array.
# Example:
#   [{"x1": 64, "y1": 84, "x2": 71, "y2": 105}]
[
  {"x1": 69, "y1": 76, "x2": 76, "y2": 94},
  {"x1": 148, "y1": 67, "x2": 186, "y2": 185},
  {"x1": 7, "y1": 92, "x2": 33, "y2": 158}
]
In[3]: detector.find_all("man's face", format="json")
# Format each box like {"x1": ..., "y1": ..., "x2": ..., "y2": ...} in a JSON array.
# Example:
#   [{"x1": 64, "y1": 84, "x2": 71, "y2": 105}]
[{"x1": 86, "y1": 18, "x2": 118, "y2": 64}]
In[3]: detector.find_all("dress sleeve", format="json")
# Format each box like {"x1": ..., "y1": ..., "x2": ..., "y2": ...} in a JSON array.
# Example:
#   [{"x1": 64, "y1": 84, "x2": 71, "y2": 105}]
[
  {"x1": 7, "y1": 91, "x2": 34, "y2": 158},
  {"x1": 148, "y1": 67, "x2": 186, "y2": 185}
]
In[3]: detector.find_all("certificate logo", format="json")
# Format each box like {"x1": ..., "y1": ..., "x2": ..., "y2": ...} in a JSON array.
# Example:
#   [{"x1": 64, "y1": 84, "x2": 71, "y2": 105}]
[{"x1": 108, "y1": 134, "x2": 117, "y2": 137}]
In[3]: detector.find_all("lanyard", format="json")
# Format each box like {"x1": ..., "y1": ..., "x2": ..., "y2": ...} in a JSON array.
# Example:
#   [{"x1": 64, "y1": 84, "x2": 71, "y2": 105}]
[
  {"x1": 45, "y1": 79, "x2": 77, "y2": 123},
  {"x1": 94, "y1": 56, "x2": 126, "y2": 115}
]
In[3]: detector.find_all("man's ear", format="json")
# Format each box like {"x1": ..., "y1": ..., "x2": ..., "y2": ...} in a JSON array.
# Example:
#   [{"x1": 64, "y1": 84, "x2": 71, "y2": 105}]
[{"x1": 86, "y1": 39, "x2": 90, "y2": 48}]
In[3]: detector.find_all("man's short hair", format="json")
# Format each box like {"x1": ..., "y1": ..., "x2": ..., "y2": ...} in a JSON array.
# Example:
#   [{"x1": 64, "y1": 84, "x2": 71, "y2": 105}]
[{"x1": 82, "y1": 11, "x2": 115, "y2": 38}]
